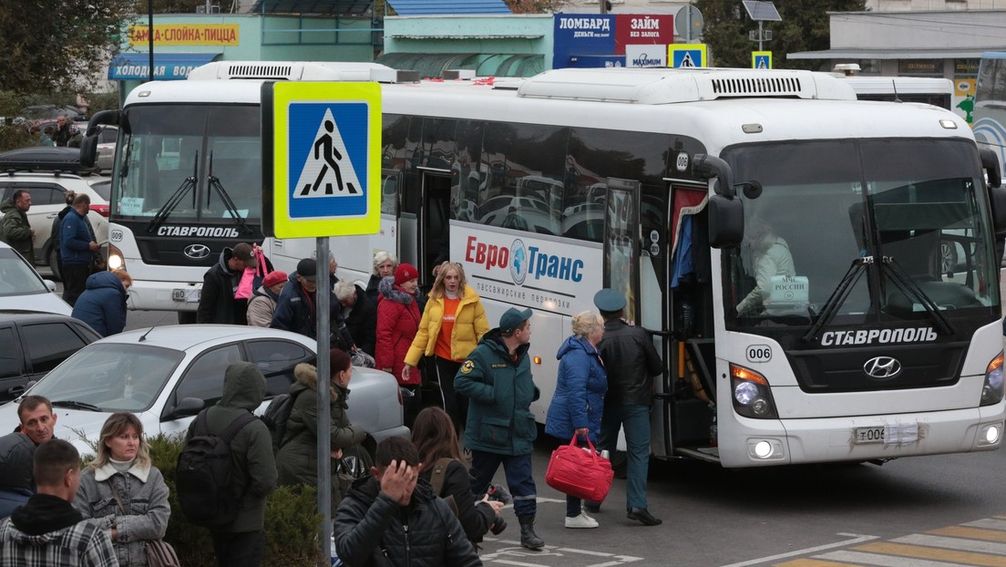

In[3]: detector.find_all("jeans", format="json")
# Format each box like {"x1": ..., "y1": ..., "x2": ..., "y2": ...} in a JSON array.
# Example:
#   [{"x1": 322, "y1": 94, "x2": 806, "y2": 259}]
[
  {"x1": 469, "y1": 450, "x2": 537, "y2": 518},
  {"x1": 211, "y1": 530, "x2": 265, "y2": 567},
  {"x1": 600, "y1": 404, "x2": 651, "y2": 510},
  {"x1": 61, "y1": 263, "x2": 90, "y2": 306}
]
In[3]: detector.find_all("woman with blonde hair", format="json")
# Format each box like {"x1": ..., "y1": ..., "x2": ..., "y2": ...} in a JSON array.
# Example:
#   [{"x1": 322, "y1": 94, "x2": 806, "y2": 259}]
[
  {"x1": 74, "y1": 412, "x2": 171, "y2": 566},
  {"x1": 403, "y1": 261, "x2": 489, "y2": 433},
  {"x1": 544, "y1": 310, "x2": 607, "y2": 529}
]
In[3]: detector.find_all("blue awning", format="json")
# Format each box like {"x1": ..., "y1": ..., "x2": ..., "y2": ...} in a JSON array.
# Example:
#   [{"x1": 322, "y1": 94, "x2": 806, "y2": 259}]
[
  {"x1": 108, "y1": 53, "x2": 221, "y2": 80},
  {"x1": 386, "y1": 0, "x2": 510, "y2": 15}
]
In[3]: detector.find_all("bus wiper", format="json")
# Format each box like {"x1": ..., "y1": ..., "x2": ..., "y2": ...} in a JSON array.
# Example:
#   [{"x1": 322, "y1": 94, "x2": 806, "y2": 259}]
[
  {"x1": 879, "y1": 256, "x2": 954, "y2": 336},
  {"x1": 52, "y1": 400, "x2": 101, "y2": 412},
  {"x1": 147, "y1": 151, "x2": 198, "y2": 234},
  {"x1": 207, "y1": 151, "x2": 253, "y2": 235},
  {"x1": 803, "y1": 257, "x2": 870, "y2": 343}
]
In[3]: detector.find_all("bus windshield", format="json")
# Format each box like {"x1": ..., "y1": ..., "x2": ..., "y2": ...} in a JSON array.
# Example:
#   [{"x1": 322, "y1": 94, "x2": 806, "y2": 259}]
[
  {"x1": 114, "y1": 104, "x2": 262, "y2": 222},
  {"x1": 722, "y1": 138, "x2": 999, "y2": 333}
]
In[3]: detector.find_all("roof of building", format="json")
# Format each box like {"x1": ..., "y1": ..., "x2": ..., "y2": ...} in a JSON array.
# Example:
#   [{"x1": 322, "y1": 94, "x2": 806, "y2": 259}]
[{"x1": 385, "y1": 0, "x2": 511, "y2": 15}]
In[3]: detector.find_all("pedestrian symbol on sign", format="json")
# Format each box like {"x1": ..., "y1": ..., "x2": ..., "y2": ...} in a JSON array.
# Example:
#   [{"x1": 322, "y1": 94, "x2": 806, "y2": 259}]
[
  {"x1": 294, "y1": 108, "x2": 362, "y2": 199},
  {"x1": 679, "y1": 52, "x2": 696, "y2": 68},
  {"x1": 669, "y1": 44, "x2": 707, "y2": 69}
]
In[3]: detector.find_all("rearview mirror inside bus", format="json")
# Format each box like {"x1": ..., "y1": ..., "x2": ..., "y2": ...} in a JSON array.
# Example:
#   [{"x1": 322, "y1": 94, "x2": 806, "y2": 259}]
[
  {"x1": 981, "y1": 148, "x2": 1002, "y2": 189},
  {"x1": 708, "y1": 193, "x2": 744, "y2": 248}
]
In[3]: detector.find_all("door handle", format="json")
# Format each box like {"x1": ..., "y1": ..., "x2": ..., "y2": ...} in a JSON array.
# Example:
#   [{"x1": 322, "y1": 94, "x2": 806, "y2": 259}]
[{"x1": 45, "y1": 214, "x2": 57, "y2": 219}]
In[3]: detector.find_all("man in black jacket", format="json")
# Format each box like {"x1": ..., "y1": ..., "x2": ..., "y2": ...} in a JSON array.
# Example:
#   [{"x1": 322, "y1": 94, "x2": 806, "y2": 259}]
[
  {"x1": 196, "y1": 243, "x2": 255, "y2": 324},
  {"x1": 591, "y1": 288, "x2": 663, "y2": 526},
  {"x1": 0, "y1": 397, "x2": 57, "y2": 519},
  {"x1": 334, "y1": 437, "x2": 481, "y2": 567},
  {"x1": 334, "y1": 280, "x2": 376, "y2": 356}
]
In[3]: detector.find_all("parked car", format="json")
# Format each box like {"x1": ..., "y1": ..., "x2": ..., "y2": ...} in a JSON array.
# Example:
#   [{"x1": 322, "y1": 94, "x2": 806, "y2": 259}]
[
  {"x1": 0, "y1": 326, "x2": 408, "y2": 456},
  {"x1": 0, "y1": 147, "x2": 109, "y2": 279},
  {"x1": 0, "y1": 312, "x2": 100, "y2": 402},
  {"x1": 0, "y1": 241, "x2": 72, "y2": 316},
  {"x1": 95, "y1": 125, "x2": 117, "y2": 173}
]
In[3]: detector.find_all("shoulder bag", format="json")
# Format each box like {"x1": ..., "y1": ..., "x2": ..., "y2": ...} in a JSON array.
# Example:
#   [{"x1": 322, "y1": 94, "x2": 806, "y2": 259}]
[{"x1": 109, "y1": 480, "x2": 181, "y2": 567}]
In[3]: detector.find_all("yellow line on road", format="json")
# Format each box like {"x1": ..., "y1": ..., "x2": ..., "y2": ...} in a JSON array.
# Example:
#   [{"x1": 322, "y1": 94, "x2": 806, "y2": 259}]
[
  {"x1": 929, "y1": 527, "x2": 1006, "y2": 544},
  {"x1": 773, "y1": 559, "x2": 861, "y2": 567},
  {"x1": 853, "y1": 541, "x2": 1006, "y2": 566}
]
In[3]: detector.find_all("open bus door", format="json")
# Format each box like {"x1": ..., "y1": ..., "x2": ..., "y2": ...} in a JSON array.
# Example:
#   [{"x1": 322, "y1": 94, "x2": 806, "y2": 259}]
[{"x1": 399, "y1": 167, "x2": 452, "y2": 294}]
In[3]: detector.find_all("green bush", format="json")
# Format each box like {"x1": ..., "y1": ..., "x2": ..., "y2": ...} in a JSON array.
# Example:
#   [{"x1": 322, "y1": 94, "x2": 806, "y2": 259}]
[{"x1": 148, "y1": 434, "x2": 324, "y2": 567}]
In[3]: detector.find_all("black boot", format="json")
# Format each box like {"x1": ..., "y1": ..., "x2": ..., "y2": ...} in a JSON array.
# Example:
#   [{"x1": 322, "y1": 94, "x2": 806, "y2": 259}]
[{"x1": 518, "y1": 516, "x2": 545, "y2": 550}]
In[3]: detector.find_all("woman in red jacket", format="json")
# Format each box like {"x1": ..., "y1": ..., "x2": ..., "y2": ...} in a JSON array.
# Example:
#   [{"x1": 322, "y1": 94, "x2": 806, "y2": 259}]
[{"x1": 376, "y1": 262, "x2": 422, "y2": 424}]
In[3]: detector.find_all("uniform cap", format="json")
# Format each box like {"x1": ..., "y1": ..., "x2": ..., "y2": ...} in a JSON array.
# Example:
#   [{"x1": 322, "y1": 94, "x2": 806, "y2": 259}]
[
  {"x1": 593, "y1": 288, "x2": 626, "y2": 312},
  {"x1": 499, "y1": 307, "x2": 533, "y2": 333}
]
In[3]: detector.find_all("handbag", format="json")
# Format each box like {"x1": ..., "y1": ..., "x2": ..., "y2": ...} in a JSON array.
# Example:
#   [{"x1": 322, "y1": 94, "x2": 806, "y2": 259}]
[
  {"x1": 235, "y1": 247, "x2": 269, "y2": 300},
  {"x1": 544, "y1": 435, "x2": 613, "y2": 503},
  {"x1": 109, "y1": 483, "x2": 181, "y2": 567}
]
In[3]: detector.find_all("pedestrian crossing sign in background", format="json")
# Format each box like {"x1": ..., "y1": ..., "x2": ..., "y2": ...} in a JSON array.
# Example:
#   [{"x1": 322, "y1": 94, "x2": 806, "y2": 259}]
[
  {"x1": 752, "y1": 51, "x2": 772, "y2": 69},
  {"x1": 262, "y1": 81, "x2": 381, "y2": 238},
  {"x1": 668, "y1": 44, "x2": 707, "y2": 68}
]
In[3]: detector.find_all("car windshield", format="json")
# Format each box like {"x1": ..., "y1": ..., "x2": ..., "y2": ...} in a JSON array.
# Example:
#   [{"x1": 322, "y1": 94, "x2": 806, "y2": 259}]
[
  {"x1": 115, "y1": 104, "x2": 261, "y2": 221},
  {"x1": 0, "y1": 249, "x2": 49, "y2": 296},
  {"x1": 29, "y1": 343, "x2": 184, "y2": 412},
  {"x1": 90, "y1": 180, "x2": 111, "y2": 201},
  {"x1": 722, "y1": 138, "x2": 1000, "y2": 332}
]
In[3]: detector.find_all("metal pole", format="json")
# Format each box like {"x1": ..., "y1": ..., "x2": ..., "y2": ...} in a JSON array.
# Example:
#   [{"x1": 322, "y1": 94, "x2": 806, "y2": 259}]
[
  {"x1": 316, "y1": 237, "x2": 332, "y2": 567},
  {"x1": 147, "y1": 0, "x2": 154, "y2": 82},
  {"x1": 686, "y1": 4, "x2": 692, "y2": 43},
  {"x1": 758, "y1": 21, "x2": 764, "y2": 52}
]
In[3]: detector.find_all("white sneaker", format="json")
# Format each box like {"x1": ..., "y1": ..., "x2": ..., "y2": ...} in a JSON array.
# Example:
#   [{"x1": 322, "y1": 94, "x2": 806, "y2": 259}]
[{"x1": 565, "y1": 513, "x2": 599, "y2": 529}]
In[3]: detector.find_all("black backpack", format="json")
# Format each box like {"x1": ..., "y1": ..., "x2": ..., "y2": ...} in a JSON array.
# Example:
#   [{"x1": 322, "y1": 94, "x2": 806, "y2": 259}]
[
  {"x1": 176, "y1": 409, "x2": 257, "y2": 528},
  {"x1": 261, "y1": 392, "x2": 297, "y2": 452}
]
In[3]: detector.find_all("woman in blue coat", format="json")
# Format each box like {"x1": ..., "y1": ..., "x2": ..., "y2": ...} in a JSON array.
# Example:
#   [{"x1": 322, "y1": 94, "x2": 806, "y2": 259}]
[
  {"x1": 71, "y1": 270, "x2": 131, "y2": 337},
  {"x1": 544, "y1": 310, "x2": 607, "y2": 530}
]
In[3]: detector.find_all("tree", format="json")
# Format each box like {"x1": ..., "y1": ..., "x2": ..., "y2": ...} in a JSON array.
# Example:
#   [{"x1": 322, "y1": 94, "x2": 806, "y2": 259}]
[
  {"x1": 0, "y1": 0, "x2": 134, "y2": 93},
  {"x1": 693, "y1": 0, "x2": 865, "y2": 70}
]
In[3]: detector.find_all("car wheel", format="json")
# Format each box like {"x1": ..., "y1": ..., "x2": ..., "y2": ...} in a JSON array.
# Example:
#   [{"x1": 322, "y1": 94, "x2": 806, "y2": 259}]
[
  {"x1": 177, "y1": 311, "x2": 197, "y2": 325},
  {"x1": 48, "y1": 249, "x2": 62, "y2": 282}
]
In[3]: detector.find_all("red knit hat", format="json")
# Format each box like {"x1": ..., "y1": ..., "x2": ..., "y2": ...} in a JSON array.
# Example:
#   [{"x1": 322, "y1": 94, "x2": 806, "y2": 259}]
[
  {"x1": 263, "y1": 271, "x2": 288, "y2": 288},
  {"x1": 394, "y1": 263, "x2": 419, "y2": 285}
]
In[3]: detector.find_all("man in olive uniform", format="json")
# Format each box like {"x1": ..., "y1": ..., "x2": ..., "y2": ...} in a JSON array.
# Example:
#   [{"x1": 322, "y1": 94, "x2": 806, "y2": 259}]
[{"x1": 0, "y1": 191, "x2": 34, "y2": 264}]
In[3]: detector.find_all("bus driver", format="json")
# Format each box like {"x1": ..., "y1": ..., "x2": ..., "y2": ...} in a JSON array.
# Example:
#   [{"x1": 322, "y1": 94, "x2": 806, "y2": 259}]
[{"x1": 735, "y1": 220, "x2": 796, "y2": 316}]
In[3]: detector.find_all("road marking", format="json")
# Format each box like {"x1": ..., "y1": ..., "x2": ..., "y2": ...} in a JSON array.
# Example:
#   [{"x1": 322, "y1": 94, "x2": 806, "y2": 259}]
[
  {"x1": 773, "y1": 560, "x2": 861, "y2": 567},
  {"x1": 893, "y1": 533, "x2": 1006, "y2": 556},
  {"x1": 966, "y1": 520, "x2": 1006, "y2": 532},
  {"x1": 815, "y1": 550, "x2": 972, "y2": 566},
  {"x1": 851, "y1": 541, "x2": 1006, "y2": 566},
  {"x1": 929, "y1": 527, "x2": 1006, "y2": 544},
  {"x1": 719, "y1": 533, "x2": 880, "y2": 567},
  {"x1": 481, "y1": 538, "x2": 643, "y2": 566}
]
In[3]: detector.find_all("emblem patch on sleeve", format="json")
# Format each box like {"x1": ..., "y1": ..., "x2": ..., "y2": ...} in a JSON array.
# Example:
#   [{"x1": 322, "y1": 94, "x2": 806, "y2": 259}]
[{"x1": 460, "y1": 360, "x2": 475, "y2": 374}]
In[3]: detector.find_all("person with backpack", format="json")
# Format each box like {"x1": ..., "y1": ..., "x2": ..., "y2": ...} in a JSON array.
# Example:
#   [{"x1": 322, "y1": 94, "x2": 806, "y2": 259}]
[
  {"x1": 411, "y1": 408, "x2": 503, "y2": 546},
  {"x1": 276, "y1": 348, "x2": 367, "y2": 510},
  {"x1": 334, "y1": 437, "x2": 481, "y2": 567},
  {"x1": 178, "y1": 362, "x2": 277, "y2": 567}
]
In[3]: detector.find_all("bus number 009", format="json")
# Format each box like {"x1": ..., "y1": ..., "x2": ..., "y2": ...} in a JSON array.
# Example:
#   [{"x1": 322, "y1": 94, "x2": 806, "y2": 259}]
[{"x1": 746, "y1": 345, "x2": 772, "y2": 363}]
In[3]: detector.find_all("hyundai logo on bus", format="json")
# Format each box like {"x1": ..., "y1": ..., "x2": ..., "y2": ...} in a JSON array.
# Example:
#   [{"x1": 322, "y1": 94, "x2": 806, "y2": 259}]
[
  {"x1": 820, "y1": 327, "x2": 937, "y2": 347},
  {"x1": 863, "y1": 356, "x2": 902, "y2": 380},
  {"x1": 465, "y1": 235, "x2": 584, "y2": 286},
  {"x1": 183, "y1": 244, "x2": 211, "y2": 260}
]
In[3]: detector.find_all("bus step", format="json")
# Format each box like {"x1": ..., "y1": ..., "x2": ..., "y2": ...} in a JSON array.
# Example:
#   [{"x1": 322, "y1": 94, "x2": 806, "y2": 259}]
[{"x1": 676, "y1": 447, "x2": 720, "y2": 463}]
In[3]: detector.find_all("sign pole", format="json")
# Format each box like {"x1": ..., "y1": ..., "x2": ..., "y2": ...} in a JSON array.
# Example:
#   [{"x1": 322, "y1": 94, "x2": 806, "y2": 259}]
[
  {"x1": 758, "y1": 21, "x2": 764, "y2": 52},
  {"x1": 316, "y1": 237, "x2": 332, "y2": 566}
]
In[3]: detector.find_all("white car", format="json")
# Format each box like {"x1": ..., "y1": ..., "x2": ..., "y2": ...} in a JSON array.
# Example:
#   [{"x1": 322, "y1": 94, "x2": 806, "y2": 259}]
[
  {"x1": 0, "y1": 325, "x2": 408, "y2": 456},
  {"x1": 0, "y1": 147, "x2": 110, "y2": 279},
  {"x1": 94, "y1": 125, "x2": 117, "y2": 173},
  {"x1": 0, "y1": 241, "x2": 71, "y2": 315}
]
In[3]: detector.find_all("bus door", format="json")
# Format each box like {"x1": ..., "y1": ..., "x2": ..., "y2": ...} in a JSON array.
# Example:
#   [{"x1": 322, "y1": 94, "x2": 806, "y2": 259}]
[
  {"x1": 400, "y1": 167, "x2": 452, "y2": 293},
  {"x1": 665, "y1": 182, "x2": 717, "y2": 460}
]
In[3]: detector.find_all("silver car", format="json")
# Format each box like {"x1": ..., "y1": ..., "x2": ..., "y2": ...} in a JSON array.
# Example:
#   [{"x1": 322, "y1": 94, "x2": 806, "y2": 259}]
[{"x1": 0, "y1": 325, "x2": 407, "y2": 455}]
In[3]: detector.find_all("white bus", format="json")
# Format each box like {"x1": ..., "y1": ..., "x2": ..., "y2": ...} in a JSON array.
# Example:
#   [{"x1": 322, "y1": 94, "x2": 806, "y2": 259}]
[
  {"x1": 839, "y1": 74, "x2": 954, "y2": 109},
  {"x1": 81, "y1": 62, "x2": 1006, "y2": 467}
]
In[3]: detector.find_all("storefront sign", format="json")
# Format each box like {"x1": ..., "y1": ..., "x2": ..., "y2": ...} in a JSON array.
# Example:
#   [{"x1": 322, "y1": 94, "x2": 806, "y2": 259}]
[
  {"x1": 955, "y1": 59, "x2": 979, "y2": 76},
  {"x1": 898, "y1": 59, "x2": 943, "y2": 75},
  {"x1": 615, "y1": 15, "x2": 674, "y2": 52},
  {"x1": 129, "y1": 24, "x2": 240, "y2": 46},
  {"x1": 625, "y1": 45, "x2": 666, "y2": 67},
  {"x1": 553, "y1": 15, "x2": 616, "y2": 68}
]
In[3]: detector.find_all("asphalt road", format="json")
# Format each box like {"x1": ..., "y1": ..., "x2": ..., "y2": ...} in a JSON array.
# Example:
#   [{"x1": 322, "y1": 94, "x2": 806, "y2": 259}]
[{"x1": 122, "y1": 309, "x2": 1006, "y2": 567}]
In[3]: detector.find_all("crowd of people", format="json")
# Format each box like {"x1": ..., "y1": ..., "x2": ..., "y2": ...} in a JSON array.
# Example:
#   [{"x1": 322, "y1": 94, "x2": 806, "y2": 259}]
[{"x1": 0, "y1": 236, "x2": 669, "y2": 565}]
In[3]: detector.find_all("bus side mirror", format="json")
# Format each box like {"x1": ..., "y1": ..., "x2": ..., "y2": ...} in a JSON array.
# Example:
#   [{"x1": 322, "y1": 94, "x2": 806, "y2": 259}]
[
  {"x1": 989, "y1": 186, "x2": 1006, "y2": 236},
  {"x1": 693, "y1": 154, "x2": 734, "y2": 198},
  {"x1": 981, "y1": 148, "x2": 1002, "y2": 189},
  {"x1": 80, "y1": 110, "x2": 120, "y2": 169},
  {"x1": 708, "y1": 193, "x2": 744, "y2": 248}
]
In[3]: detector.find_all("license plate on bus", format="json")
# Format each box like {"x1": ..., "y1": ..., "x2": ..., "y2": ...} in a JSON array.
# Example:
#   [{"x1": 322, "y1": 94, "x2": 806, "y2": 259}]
[
  {"x1": 854, "y1": 426, "x2": 885, "y2": 444},
  {"x1": 854, "y1": 423, "x2": 919, "y2": 445},
  {"x1": 172, "y1": 288, "x2": 200, "y2": 303}
]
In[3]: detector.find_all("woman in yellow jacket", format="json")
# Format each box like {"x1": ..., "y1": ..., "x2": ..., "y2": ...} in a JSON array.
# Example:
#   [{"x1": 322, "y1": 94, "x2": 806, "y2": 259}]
[{"x1": 403, "y1": 262, "x2": 489, "y2": 433}]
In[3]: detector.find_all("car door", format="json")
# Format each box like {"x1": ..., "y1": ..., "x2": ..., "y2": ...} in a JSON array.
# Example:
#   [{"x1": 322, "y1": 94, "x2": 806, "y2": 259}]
[
  {"x1": 245, "y1": 339, "x2": 313, "y2": 400},
  {"x1": 16, "y1": 320, "x2": 97, "y2": 399},
  {"x1": 159, "y1": 343, "x2": 244, "y2": 439},
  {"x1": 0, "y1": 325, "x2": 26, "y2": 402}
]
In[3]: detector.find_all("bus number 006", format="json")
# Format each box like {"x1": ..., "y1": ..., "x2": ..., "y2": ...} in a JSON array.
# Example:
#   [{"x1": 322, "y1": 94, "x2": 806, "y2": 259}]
[{"x1": 746, "y1": 345, "x2": 772, "y2": 363}]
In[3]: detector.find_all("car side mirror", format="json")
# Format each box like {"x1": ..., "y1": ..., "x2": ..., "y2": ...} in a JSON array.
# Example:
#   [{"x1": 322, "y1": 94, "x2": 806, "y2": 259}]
[
  {"x1": 162, "y1": 397, "x2": 204, "y2": 421},
  {"x1": 42, "y1": 279, "x2": 56, "y2": 292}
]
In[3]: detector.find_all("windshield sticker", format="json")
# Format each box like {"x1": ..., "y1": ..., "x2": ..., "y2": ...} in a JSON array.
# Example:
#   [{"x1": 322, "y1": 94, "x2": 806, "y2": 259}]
[
  {"x1": 119, "y1": 197, "x2": 144, "y2": 216},
  {"x1": 820, "y1": 327, "x2": 938, "y2": 347}
]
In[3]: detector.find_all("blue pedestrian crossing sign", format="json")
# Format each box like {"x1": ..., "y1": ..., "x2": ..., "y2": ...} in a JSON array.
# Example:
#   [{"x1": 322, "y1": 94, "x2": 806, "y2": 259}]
[
  {"x1": 668, "y1": 44, "x2": 707, "y2": 68},
  {"x1": 752, "y1": 51, "x2": 773, "y2": 69},
  {"x1": 263, "y1": 81, "x2": 381, "y2": 239}
]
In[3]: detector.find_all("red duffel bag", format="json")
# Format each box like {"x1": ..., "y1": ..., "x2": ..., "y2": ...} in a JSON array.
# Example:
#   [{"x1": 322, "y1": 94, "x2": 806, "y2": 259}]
[{"x1": 544, "y1": 435, "x2": 614, "y2": 503}]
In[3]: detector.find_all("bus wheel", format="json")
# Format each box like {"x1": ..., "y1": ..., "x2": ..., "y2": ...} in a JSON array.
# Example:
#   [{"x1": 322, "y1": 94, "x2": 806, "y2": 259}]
[{"x1": 177, "y1": 311, "x2": 197, "y2": 325}]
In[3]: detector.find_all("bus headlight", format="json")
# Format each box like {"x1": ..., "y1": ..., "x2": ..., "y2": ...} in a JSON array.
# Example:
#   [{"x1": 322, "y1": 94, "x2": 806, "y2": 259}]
[
  {"x1": 107, "y1": 244, "x2": 125, "y2": 271},
  {"x1": 730, "y1": 364, "x2": 778, "y2": 419},
  {"x1": 980, "y1": 351, "x2": 1004, "y2": 407}
]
